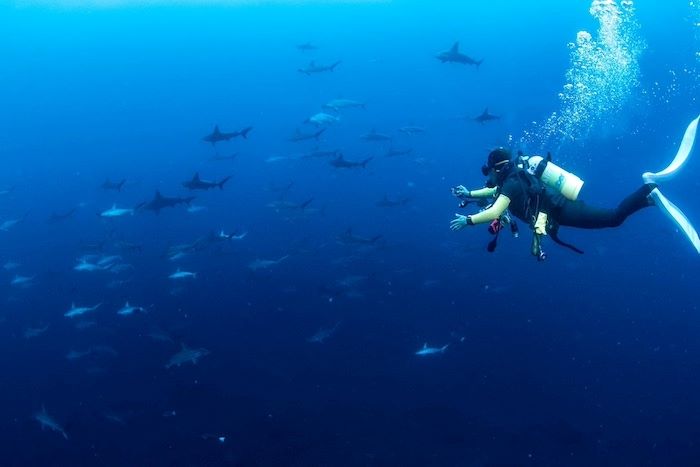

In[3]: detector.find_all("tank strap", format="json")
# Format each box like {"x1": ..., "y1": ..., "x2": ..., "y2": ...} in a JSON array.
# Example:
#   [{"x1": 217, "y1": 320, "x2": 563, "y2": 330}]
[
  {"x1": 547, "y1": 223, "x2": 585, "y2": 254},
  {"x1": 514, "y1": 170, "x2": 543, "y2": 225}
]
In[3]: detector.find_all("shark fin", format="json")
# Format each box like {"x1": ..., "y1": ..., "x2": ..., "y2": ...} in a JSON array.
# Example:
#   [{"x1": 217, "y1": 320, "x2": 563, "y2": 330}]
[
  {"x1": 450, "y1": 42, "x2": 459, "y2": 53},
  {"x1": 240, "y1": 127, "x2": 253, "y2": 138}
]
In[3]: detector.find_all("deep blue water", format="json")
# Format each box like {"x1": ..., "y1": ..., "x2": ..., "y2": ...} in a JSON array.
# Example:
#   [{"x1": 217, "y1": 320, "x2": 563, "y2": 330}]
[{"x1": 1, "y1": 0, "x2": 700, "y2": 465}]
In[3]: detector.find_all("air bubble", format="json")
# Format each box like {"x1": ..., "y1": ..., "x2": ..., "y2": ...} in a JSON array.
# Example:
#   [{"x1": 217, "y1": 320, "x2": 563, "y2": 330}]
[{"x1": 521, "y1": 0, "x2": 644, "y2": 156}]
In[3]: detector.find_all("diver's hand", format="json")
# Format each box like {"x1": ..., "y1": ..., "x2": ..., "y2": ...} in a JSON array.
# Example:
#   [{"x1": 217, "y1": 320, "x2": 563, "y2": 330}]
[
  {"x1": 450, "y1": 213, "x2": 469, "y2": 231},
  {"x1": 451, "y1": 185, "x2": 470, "y2": 199}
]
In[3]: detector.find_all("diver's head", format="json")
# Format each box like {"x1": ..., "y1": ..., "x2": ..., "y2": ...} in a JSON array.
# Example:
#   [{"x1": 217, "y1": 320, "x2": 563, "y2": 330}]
[{"x1": 482, "y1": 148, "x2": 513, "y2": 186}]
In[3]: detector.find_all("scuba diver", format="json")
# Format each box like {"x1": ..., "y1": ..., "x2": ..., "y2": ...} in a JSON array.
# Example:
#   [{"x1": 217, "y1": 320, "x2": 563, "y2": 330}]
[
  {"x1": 451, "y1": 186, "x2": 520, "y2": 253},
  {"x1": 450, "y1": 115, "x2": 700, "y2": 260}
]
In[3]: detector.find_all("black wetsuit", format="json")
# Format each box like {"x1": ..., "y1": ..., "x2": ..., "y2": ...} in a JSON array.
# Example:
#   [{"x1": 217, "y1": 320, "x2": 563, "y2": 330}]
[{"x1": 499, "y1": 169, "x2": 654, "y2": 230}]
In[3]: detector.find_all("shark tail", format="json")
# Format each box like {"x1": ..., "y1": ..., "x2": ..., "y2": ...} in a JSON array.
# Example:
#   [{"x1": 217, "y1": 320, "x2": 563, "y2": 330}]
[
  {"x1": 314, "y1": 128, "x2": 327, "y2": 140},
  {"x1": 240, "y1": 127, "x2": 253, "y2": 139},
  {"x1": 441, "y1": 344, "x2": 449, "y2": 352},
  {"x1": 300, "y1": 198, "x2": 314, "y2": 210},
  {"x1": 362, "y1": 156, "x2": 374, "y2": 168},
  {"x1": 218, "y1": 176, "x2": 232, "y2": 190},
  {"x1": 370, "y1": 235, "x2": 383, "y2": 243},
  {"x1": 476, "y1": 59, "x2": 484, "y2": 70},
  {"x1": 330, "y1": 61, "x2": 342, "y2": 71}
]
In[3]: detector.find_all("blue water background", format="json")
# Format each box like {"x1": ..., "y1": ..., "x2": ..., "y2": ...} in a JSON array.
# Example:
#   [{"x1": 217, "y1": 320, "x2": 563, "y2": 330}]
[{"x1": 0, "y1": 0, "x2": 699, "y2": 465}]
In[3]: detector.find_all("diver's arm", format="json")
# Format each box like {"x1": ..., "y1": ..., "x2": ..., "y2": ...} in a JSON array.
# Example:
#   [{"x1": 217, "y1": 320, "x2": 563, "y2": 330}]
[
  {"x1": 452, "y1": 185, "x2": 497, "y2": 199},
  {"x1": 470, "y1": 195, "x2": 510, "y2": 223},
  {"x1": 468, "y1": 187, "x2": 498, "y2": 198},
  {"x1": 450, "y1": 195, "x2": 511, "y2": 231}
]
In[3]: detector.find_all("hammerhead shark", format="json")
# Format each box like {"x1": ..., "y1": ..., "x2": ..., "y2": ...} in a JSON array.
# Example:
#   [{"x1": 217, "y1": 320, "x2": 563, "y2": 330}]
[
  {"x1": 297, "y1": 42, "x2": 318, "y2": 52},
  {"x1": 202, "y1": 125, "x2": 253, "y2": 145},
  {"x1": 101, "y1": 179, "x2": 126, "y2": 192},
  {"x1": 473, "y1": 108, "x2": 500, "y2": 124},
  {"x1": 34, "y1": 406, "x2": 68, "y2": 439},
  {"x1": 436, "y1": 42, "x2": 483, "y2": 68},
  {"x1": 182, "y1": 173, "x2": 231, "y2": 191},
  {"x1": 376, "y1": 195, "x2": 410, "y2": 207},
  {"x1": 337, "y1": 228, "x2": 383, "y2": 245},
  {"x1": 329, "y1": 155, "x2": 373, "y2": 169},
  {"x1": 298, "y1": 60, "x2": 341, "y2": 75},
  {"x1": 138, "y1": 191, "x2": 195, "y2": 214},
  {"x1": 289, "y1": 128, "x2": 326, "y2": 142}
]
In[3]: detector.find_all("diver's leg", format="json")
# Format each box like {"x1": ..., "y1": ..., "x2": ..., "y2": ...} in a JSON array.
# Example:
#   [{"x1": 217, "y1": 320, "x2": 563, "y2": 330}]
[{"x1": 555, "y1": 184, "x2": 654, "y2": 229}]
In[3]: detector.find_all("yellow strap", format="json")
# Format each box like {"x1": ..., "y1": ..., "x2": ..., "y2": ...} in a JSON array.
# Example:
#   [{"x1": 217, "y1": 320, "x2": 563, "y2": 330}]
[{"x1": 534, "y1": 212, "x2": 548, "y2": 235}]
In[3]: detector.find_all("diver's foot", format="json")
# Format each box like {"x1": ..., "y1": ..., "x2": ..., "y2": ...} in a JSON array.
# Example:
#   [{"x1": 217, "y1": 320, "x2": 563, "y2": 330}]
[
  {"x1": 642, "y1": 171, "x2": 656, "y2": 184},
  {"x1": 644, "y1": 182, "x2": 658, "y2": 206}
]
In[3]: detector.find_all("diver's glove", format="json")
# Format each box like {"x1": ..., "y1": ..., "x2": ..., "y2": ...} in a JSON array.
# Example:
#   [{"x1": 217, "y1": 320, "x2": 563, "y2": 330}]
[
  {"x1": 451, "y1": 185, "x2": 470, "y2": 199},
  {"x1": 450, "y1": 213, "x2": 473, "y2": 231}
]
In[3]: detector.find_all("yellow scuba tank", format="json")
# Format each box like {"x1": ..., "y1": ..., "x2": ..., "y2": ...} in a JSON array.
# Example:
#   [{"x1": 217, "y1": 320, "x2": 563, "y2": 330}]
[{"x1": 525, "y1": 155, "x2": 584, "y2": 201}]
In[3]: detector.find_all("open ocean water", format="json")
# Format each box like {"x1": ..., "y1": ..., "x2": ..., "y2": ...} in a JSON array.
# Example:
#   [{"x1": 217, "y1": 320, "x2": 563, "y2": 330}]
[{"x1": 1, "y1": 0, "x2": 700, "y2": 465}]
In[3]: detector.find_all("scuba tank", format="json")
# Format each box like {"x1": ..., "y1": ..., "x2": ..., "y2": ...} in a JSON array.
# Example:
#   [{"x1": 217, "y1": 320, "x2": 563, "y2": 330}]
[
  {"x1": 512, "y1": 151, "x2": 585, "y2": 260},
  {"x1": 521, "y1": 154, "x2": 584, "y2": 201}
]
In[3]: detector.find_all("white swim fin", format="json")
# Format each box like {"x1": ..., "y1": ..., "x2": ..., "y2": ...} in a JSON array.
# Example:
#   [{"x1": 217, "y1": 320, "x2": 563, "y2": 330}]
[{"x1": 643, "y1": 115, "x2": 700, "y2": 253}]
